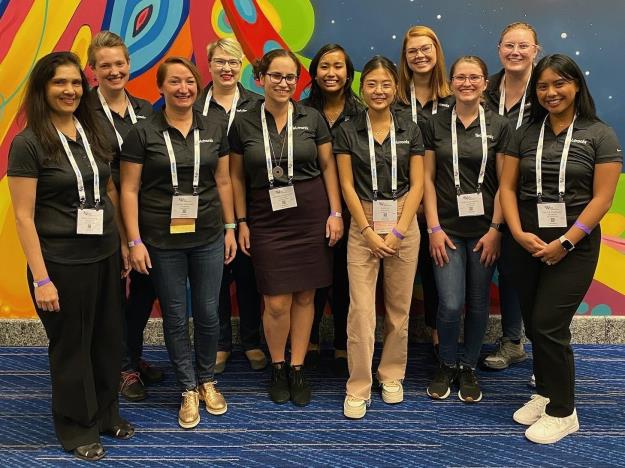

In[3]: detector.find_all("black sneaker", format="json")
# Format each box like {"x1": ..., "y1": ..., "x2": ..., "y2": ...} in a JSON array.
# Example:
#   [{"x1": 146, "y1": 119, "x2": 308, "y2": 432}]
[
  {"x1": 289, "y1": 365, "x2": 311, "y2": 407},
  {"x1": 426, "y1": 364, "x2": 456, "y2": 400},
  {"x1": 269, "y1": 362, "x2": 290, "y2": 404},
  {"x1": 138, "y1": 359, "x2": 164, "y2": 385},
  {"x1": 457, "y1": 366, "x2": 482, "y2": 403},
  {"x1": 120, "y1": 371, "x2": 146, "y2": 402}
]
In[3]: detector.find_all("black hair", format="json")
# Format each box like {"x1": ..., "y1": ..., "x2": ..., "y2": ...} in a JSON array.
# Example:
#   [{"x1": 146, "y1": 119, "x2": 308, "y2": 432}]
[{"x1": 359, "y1": 55, "x2": 399, "y2": 92}]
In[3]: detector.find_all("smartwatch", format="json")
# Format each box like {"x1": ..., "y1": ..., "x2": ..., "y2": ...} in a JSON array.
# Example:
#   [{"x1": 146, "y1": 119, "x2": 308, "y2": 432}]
[
  {"x1": 559, "y1": 236, "x2": 575, "y2": 252},
  {"x1": 490, "y1": 222, "x2": 503, "y2": 232}
]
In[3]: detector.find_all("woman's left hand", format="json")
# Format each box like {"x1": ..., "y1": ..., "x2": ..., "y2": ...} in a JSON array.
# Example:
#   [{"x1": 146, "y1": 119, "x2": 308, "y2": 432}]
[
  {"x1": 532, "y1": 238, "x2": 567, "y2": 266},
  {"x1": 326, "y1": 215, "x2": 344, "y2": 246},
  {"x1": 473, "y1": 229, "x2": 502, "y2": 266},
  {"x1": 224, "y1": 229, "x2": 237, "y2": 265},
  {"x1": 383, "y1": 229, "x2": 403, "y2": 252}
]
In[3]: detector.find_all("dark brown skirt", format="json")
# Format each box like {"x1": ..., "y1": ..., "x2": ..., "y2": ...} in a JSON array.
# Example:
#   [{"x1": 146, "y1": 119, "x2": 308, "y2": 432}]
[{"x1": 248, "y1": 177, "x2": 332, "y2": 295}]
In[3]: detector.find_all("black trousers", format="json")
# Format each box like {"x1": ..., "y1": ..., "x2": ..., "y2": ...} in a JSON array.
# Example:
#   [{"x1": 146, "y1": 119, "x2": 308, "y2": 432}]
[
  {"x1": 311, "y1": 231, "x2": 349, "y2": 351},
  {"x1": 508, "y1": 226, "x2": 600, "y2": 417},
  {"x1": 417, "y1": 221, "x2": 439, "y2": 329},
  {"x1": 218, "y1": 252, "x2": 262, "y2": 352},
  {"x1": 121, "y1": 269, "x2": 157, "y2": 371},
  {"x1": 28, "y1": 253, "x2": 124, "y2": 451}
]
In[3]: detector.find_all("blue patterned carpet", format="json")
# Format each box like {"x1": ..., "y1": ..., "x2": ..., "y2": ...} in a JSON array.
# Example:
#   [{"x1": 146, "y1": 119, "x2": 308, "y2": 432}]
[{"x1": 1, "y1": 344, "x2": 624, "y2": 467}]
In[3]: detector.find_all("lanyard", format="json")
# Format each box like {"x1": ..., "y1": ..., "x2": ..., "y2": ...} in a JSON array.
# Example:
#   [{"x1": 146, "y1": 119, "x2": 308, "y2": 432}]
[
  {"x1": 96, "y1": 88, "x2": 137, "y2": 149},
  {"x1": 202, "y1": 86, "x2": 240, "y2": 134},
  {"x1": 498, "y1": 75, "x2": 529, "y2": 130},
  {"x1": 56, "y1": 118, "x2": 101, "y2": 207},
  {"x1": 535, "y1": 115, "x2": 576, "y2": 201},
  {"x1": 409, "y1": 81, "x2": 438, "y2": 125},
  {"x1": 163, "y1": 128, "x2": 200, "y2": 195},
  {"x1": 366, "y1": 111, "x2": 397, "y2": 200},
  {"x1": 261, "y1": 101, "x2": 293, "y2": 188},
  {"x1": 451, "y1": 105, "x2": 488, "y2": 194}
]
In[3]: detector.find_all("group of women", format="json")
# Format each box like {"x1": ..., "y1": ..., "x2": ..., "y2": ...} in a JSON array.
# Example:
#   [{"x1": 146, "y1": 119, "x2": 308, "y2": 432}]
[{"x1": 7, "y1": 21, "x2": 621, "y2": 460}]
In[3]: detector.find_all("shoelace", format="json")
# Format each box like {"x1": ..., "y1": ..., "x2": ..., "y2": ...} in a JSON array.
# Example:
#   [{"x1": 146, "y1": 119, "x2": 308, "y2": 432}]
[
  {"x1": 203, "y1": 382, "x2": 220, "y2": 400},
  {"x1": 181, "y1": 390, "x2": 198, "y2": 409},
  {"x1": 525, "y1": 395, "x2": 548, "y2": 410},
  {"x1": 383, "y1": 380, "x2": 401, "y2": 390},
  {"x1": 120, "y1": 371, "x2": 142, "y2": 389},
  {"x1": 460, "y1": 368, "x2": 477, "y2": 385}
]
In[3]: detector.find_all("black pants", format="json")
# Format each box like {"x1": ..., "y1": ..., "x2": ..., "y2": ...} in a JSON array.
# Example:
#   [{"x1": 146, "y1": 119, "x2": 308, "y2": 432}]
[
  {"x1": 28, "y1": 253, "x2": 124, "y2": 451},
  {"x1": 121, "y1": 269, "x2": 156, "y2": 371},
  {"x1": 218, "y1": 252, "x2": 262, "y2": 352},
  {"x1": 311, "y1": 232, "x2": 349, "y2": 351},
  {"x1": 418, "y1": 221, "x2": 439, "y2": 329},
  {"x1": 509, "y1": 227, "x2": 600, "y2": 417}
]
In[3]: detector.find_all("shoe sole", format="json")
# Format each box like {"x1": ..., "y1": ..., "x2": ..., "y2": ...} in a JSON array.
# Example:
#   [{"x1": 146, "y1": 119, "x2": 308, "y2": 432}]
[
  {"x1": 482, "y1": 355, "x2": 528, "y2": 370},
  {"x1": 382, "y1": 392, "x2": 404, "y2": 404},
  {"x1": 178, "y1": 415, "x2": 200, "y2": 429},
  {"x1": 291, "y1": 399, "x2": 311, "y2": 407},
  {"x1": 426, "y1": 387, "x2": 451, "y2": 400},
  {"x1": 121, "y1": 393, "x2": 147, "y2": 402},
  {"x1": 513, "y1": 412, "x2": 542, "y2": 426},
  {"x1": 525, "y1": 421, "x2": 579, "y2": 444},
  {"x1": 270, "y1": 395, "x2": 290, "y2": 404},
  {"x1": 205, "y1": 404, "x2": 228, "y2": 416},
  {"x1": 344, "y1": 406, "x2": 366, "y2": 419},
  {"x1": 458, "y1": 390, "x2": 483, "y2": 403}
]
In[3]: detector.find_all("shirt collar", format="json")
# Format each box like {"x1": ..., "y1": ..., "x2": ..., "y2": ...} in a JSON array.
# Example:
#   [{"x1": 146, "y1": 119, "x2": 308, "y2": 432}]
[
  {"x1": 353, "y1": 109, "x2": 408, "y2": 133},
  {"x1": 90, "y1": 86, "x2": 143, "y2": 113},
  {"x1": 154, "y1": 108, "x2": 205, "y2": 132}
]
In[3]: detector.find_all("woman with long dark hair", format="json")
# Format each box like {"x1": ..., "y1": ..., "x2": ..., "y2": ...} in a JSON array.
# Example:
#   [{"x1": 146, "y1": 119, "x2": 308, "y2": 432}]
[
  {"x1": 8, "y1": 51, "x2": 133, "y2": 460},
  {"x1": 501, "y1": 54, "x2": 622, "y2": 444}
]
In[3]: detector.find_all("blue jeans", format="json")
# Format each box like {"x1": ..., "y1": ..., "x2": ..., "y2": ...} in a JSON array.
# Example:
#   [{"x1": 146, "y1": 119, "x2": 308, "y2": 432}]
[
  {"x1": 433, "y1": 236, "x2": 495, "y2": 369},
  {"x1": 148, "y1": 237, "x2": 223, "y2": 390},
  {"x1": 497, "y1": 229, "x2": 523, "y2": 341}
]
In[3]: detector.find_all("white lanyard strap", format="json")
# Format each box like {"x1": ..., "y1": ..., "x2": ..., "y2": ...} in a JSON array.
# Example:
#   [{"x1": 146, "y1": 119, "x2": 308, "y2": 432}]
[
  {"x1": 202, "y1": 86, "x2": 240, "y2": 134},
  {"x1": 163, "y1": 127, "x2": 200, "y2": 195},
  {"x1": 535, "y1": 115, "x2": 576, "y2": 201},
  {"x1": 261, "y1": 101, "x2": 293, "y2": 188},
  {"x1": 409, "y1": 82, "x2": 439, "y2": 124},
  {"x1": 97, "y1": 88, "x2": 137, "y2": 149},
  {"x1": 498, "y1": 75, "x2": 530, "y2": 130},
  {"x1": 57, "y1": 118, "x2": 101, "y2": 206},
  {"x1": 451, "y1": 105, "x2": 488, "y2": 194},
  {"x1": 366, "y1": 111, "x2": 397, "y2": 200}
]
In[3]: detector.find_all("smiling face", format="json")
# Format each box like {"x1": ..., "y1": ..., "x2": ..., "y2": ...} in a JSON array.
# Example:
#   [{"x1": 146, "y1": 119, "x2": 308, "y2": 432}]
[
  {"x1": 46, "y1": 63, "x2": 83, "y2": 118},
  {"x1": 315, "y1": 49, "x2": 348, "y2": 96},
  {"x1": 92, "y1": 46, "x2": 130, "y2": 93},
  {"x1": 498, "y1": 27, "x2": 538, "y2": 75},
  {"x1": 260, "y1": 55, "x2": 298, "y2": 105},
  {"x1": 159, "y1": 63, "x2": 198, "y2": 111},
  {"x1": 536, "y1": 67, "x2": 579, "y2": 118},
  {"x1": 450, "y1": 60, "x2": 487, "y2": 105},
  {"x1": 405, "y1": 35, "x2": 437, "y2": 77},
  {"x1": 209, "y1": 46, "x2": 242, "y2": 90},
  {"x1": 361, "y1": 66, "x2": 396, "y2": 112}
]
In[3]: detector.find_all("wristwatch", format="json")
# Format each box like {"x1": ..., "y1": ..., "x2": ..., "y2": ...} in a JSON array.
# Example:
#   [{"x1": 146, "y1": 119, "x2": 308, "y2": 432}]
[
  {"x1": 559, "y1": 236, "x2": 575, "y2": 252},
  {"x1": 490, "y1": 222, "x2": 503, "y2": 232}
]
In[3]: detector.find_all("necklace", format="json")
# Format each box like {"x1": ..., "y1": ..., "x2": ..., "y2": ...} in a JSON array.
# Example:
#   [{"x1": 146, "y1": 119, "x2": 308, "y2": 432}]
[
  {"x1": 324, "y1": 109, "x2": 341, "y2": 127},
  {"x1": 268, "y1": 130, "x2": 286, "y2": 178}
]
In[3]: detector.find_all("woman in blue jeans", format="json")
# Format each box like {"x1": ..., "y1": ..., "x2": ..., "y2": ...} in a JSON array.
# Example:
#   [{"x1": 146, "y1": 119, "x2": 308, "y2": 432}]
[
  {"x1": 121, "y1": 57, "x2": 237, "y2": 429},
  {"x1": 423, "y1": 56, "x2": 511, "y2": 402}
]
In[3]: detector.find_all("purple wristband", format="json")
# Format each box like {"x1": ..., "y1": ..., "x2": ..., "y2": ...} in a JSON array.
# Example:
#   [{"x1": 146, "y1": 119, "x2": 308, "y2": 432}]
[
  {"x1": 34, "y1": 277, "x2": 51, "y2": 288},
  {"x1": 392, "y1": 227, "x2": 405, "y2": 240},
  {"x1": 427, "y1": 225, "x2": 442, "y2": 234},
  {"x1": 128, "y1": 238, "x2": 143, "y2": 248},
  {"x1": 574, "y1": 221, "x2": 592, "y2": 235}
]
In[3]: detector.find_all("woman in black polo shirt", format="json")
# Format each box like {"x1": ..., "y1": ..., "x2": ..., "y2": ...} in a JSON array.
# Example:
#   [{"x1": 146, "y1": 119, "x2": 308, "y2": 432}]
[
  {"x1": 501, "y1": 54, "x2": 622, "y2": 444},
  {"x1": 423, "y1": 56, "x2": 511, "y2": 403},
  {"x1": 335, "y1": 56, "x2": 424, "y2": 419},
  {"x1": 8, "y1": 51, "x2": 132, "y2": 461},
  {"x1": 396, "y1": 25, "x2": 454, "y2": 358},
  {"x1": 300, "y1": 43, "x2": 363, "y2": 376},
  {"x1": 120, "y1": 57, "x2": 236, "y2": 429},
  {"x1": 229, "y1": 48, "x2": 343, "y2": 407}
]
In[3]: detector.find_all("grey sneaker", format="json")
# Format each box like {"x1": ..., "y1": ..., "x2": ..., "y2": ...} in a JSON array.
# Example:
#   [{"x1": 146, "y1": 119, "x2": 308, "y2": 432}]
[{"x1": 483, "y1": 337, "x2": 527, "y2": 370}]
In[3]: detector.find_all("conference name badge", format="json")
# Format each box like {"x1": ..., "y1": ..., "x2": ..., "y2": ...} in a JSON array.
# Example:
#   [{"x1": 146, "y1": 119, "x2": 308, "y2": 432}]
[
  {"x1": 537, "y1": 202, "x2": 567, "y2": 228},
  {"x1": 170, "y1": 195, "x2": 199, "y2": 234},
  {"x1": 77, "y1": 208, "x2": 104, "y2": 235},
  {"x1": 373, "y1": 199, "x2": 397, "y2": 234},
  {"x1": 269, "y1": 186, "x2": 297, "y2": 211},
  {"x1": 457, "y1": 192, "x2": 485, "y2": 217}
]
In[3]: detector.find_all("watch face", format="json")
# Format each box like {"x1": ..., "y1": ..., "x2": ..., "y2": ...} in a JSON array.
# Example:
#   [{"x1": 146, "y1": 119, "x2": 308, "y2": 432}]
[{"x1": 561, "y1": 238, "x2": 574, "y2": 251}]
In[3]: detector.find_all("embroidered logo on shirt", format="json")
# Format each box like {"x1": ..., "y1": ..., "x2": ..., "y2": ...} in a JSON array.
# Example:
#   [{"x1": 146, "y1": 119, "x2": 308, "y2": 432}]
[
  {"x1": 136, "y1": 115, "x2": 147, "y2": 119},
  {"x1": 571, "y1": 138, "x2": 588, "y2": 145},
  {"x1": 199, "y1": 139, "x2": 214, "y2": 143},
  {"x1": 475, "y1": 133, "x2": 495, "y2": 140},
  {"x1": 395, "y1": 140, "x2": 410, "y2": 144},
  {"x1": 236, "y1": 108, "x2": 248, "y2": 112},
  {"x1": 293, "y1": 126, "x2": 309, "y2": 130},
  {"x1": 439, "y1": 103, "x2": 450, "y2": 108}
]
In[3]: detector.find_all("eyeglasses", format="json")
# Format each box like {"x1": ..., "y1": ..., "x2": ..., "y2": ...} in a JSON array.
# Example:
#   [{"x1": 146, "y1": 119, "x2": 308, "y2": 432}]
[
  {"x1": 451, "y1": 74, "x2": 484, "y2": 84},
  {"x1": 363, "y1": 82, "x2": 395, "y2": 92},
  {"x1": 211, "y1": 58, "x2": 242, "y2": 69},
  {"x1": 266, "y1": 72, "x2": 298, "y2": 85},
  {"x1": 406, "y1": 44, "x2": 434, "y2": 57},
  {"x1": 499, "y1": 42, "x2": 536, "y2": 53}
]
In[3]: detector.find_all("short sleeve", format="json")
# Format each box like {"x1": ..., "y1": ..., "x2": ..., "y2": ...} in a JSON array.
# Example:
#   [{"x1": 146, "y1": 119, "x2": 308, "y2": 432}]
[
  {"x1": 505, "y1": 125, "x2": 525, "y2": 158},
  {"x1": 218, "y1": 122, "x2": 230, "y2": 158},
  {"x1": 332, "y1": 124, "x2": 351, "y2": 155},
  {"x1": 422, "y1": 119, "x2": 436, "y2": 151},
  {"x1": 228, "y1": 117, "x2": 244, "y2": 155},
  {"x1": 119, "y1": 126, "x2": 147, "y2": 164},
  {"x1": 594, "y1": 125, "x2": 623, "y2": 164},
  {"x1": 495, "y1": 119, "x2": 513, "y2": 154},
  {"x1": 313, "y1": 109, "x2": 332, "y2": 145},
  {"x1": 7, "y1": 133, "x2": 41, "y2": 178},
  {"x1": 409, "y1": 121, "x2": 425, "y2": 156}
]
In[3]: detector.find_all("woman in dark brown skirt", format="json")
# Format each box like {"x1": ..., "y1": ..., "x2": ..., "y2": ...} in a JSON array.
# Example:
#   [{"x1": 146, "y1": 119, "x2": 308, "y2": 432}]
[{"x1": 229, "y1": 49, "x2": 343, "y2": 406}]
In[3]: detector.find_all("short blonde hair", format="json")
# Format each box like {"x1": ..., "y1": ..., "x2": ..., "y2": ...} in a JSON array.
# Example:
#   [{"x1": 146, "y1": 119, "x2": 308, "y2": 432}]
[
  {"x1": 206, "y1": 38, "x2": 243, "y2": 62},
  {"x1": 88, "y1": 31, "x2": 130, "y2": 68}
]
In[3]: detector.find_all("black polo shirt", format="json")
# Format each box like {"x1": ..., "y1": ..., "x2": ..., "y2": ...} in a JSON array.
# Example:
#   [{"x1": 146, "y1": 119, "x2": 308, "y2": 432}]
[
  {"x1": 333, "y1": 109, "x2": 424, "y2": 201},
  {"x1": 194, "y1": 82, "x2": 263, "y2": 123},
  {"x1": 300, "y1": 97, "x2": 364, "y2": 136},
  {"x1": 120, "y1": 109, "x2": 229, "y2": 249},
  {"x1": 87, "y1": 87, "x2": 153, "y2": 188},
  {"x1": 8, "y1": 128, "x2": 118, "y2": 264},
  {"x1": 423, "y1": 106, "x2": 511, "y2": 238},
  {"x1": 507, "y1": 117, "x2": 622, "y2": 228},
  {"x1": 228, "y1": 100, "x2": 332, "y2": 190},
  {"x1": 393, "y1": 95, "x2": 454, "y2": 135},
  {"x1": 484, "y1": 69, "x2": 532, "y2": 129}
]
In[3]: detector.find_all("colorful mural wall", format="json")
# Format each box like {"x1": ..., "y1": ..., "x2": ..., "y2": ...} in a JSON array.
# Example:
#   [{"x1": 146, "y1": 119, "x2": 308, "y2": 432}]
[{"x1": 0, "y1": 0, "x2": 623, "y2": 319}]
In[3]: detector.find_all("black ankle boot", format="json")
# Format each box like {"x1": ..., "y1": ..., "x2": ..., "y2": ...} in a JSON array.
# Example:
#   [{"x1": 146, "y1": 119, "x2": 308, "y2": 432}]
[
  {"x1": 289, "y1": 365, "x2": 311, "y2": 407},
  {"x1": 269, "y1": 362, "x2": 290, "y2": 404}
]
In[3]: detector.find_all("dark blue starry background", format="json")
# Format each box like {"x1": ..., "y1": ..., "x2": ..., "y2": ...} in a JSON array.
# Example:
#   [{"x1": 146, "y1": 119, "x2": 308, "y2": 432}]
[{"x1": 303, "y1": 0, "x2": 624, "y2": 147}]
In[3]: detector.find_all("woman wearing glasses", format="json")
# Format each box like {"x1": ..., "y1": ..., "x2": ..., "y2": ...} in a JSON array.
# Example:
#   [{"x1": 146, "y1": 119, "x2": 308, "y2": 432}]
[
  {"x1": 423, "y1": 56, "x2": 511, "y2": 403},
  {"x1": 501, "y1": 54, "x2": 622, "y2": 444},
  {"x1": 395, "y1": 25, "x2": 453, "y2": 358},
  {"x1": 482, "y1": 22, "x2": 540, "y2": 373},
  {"x1": 193, "y1": 38, "x2": 266, "y2": 375},
  {"x1": 229, "y1": 49, "x2": 343, "y2": 406}
]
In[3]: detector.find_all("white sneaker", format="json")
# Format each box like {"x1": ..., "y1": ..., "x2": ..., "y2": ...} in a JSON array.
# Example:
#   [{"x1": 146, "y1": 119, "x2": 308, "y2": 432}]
[
  {"x1": 343, "y1": 395, "x2": 368, "y2": 419},
  {"x1": 528, "y1": 373, "x2": 536, "y2": 388},
  {"x1": 381, "y1": 380, "x2": 403, "y2": 404},
  {"x1": 513, "y1": 394, "x2": 550, "y2": 425},
  {"x1": 525, "y1": 409, "x2": 579, "y2": 444}
]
